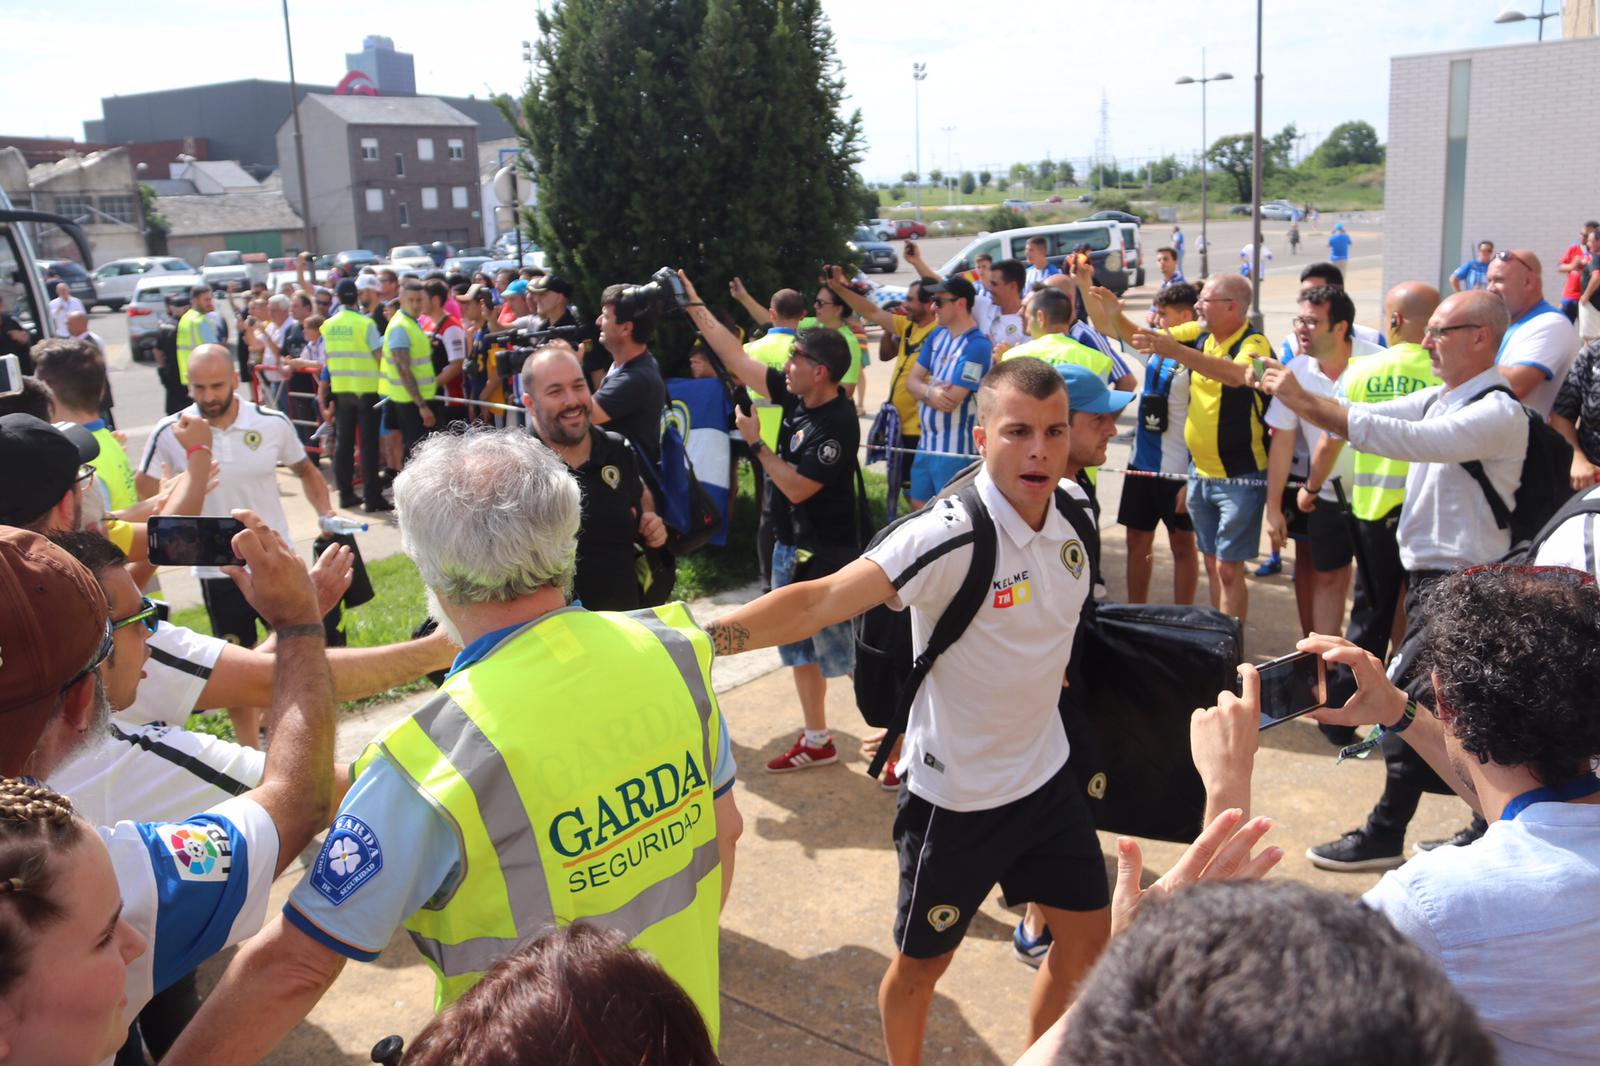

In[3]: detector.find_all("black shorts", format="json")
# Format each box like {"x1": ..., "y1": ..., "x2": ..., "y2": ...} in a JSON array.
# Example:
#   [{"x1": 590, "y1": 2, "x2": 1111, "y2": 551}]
[
  {"x1": 1307, "y1": 497, "x2": 1356, "y2": 572},
  {"x1": 1117, "y1": 474, "x2": 1194, "y2": 534},
  {"x1": 200, "y1": 577, "x2": 262, "y2": 648},
  {"x1": 1280, "y1": 485, "x2": 1311, "y2": 541},
  {"x1": 892, "y1": 762, "x2": 1109, "y2": 959}
]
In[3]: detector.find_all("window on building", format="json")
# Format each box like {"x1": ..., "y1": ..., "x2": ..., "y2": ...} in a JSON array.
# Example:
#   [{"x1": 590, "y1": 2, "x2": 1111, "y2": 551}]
[
  {"x1": 417, "y1": 138, "x2": 434, "y2": 162},
  {"x1": 421, "y1": 187, "x2": 439, "y2": 210},
  {"x1": 360, "y1": 138, "x2": 379, "y2": 161},
  {"x1": 395, "y1": 153, "x2": 405, "y2": 177},
  {"x1": 365, "y1": 188, "x2": 384, "y2": 213},
  {"x1": 52, "y1": 196, "x2": 95, "y2": 221},
  {"x1": 447, "y1": 139, "x2": 465, "y2": 161},
  {"x1": 451, "y1": 186, "x2": 469, "y2": 209},
  {"x1": 98, "y1": 195, "x2": 138, "y2": 225},
  {"x1": 398, "y1": 203, "x2": 410, "y2": 228}
]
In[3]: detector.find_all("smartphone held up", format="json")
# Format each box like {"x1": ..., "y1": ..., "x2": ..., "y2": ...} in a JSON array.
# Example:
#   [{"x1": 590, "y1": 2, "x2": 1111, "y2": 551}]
[
  {"x1": 146, "y1": 516, "x2": 247, "y2": 568},
  {"x1": 1248, "y1": 651, "x2": 1327, "y2": 731}
]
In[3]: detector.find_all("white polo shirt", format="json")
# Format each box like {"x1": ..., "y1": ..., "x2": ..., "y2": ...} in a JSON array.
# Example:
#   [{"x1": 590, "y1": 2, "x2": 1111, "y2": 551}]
[
  {"x1": 863, "y1": 467, "x2": 1091, "y2": 812},
  {"x1": 138, "y1": 400, "x2": 307, "y2": 578},
  {"x1": 52, "y1": 722, "x2": 265, "y2": 827},
  {"x1": 1264, "y1": 347, "x2": 1374, "y2": 501},
  {"x1": 116, "y1": 621, "x2": 227, "y2": 727},
  {"x1": 1498, "y1": 302, "x2": 1579, "y2": 418}
]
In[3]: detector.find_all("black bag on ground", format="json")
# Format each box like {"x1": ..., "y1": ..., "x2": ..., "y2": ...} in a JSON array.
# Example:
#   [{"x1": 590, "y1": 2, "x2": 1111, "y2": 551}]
[{"x1": 1428, "y1": 384, "x2": 1575, "y2": 545}]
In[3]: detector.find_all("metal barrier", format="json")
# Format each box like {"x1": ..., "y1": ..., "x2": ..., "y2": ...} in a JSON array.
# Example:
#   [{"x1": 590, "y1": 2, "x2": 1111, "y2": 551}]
[{"x1": 251, "y1": 365, "x2": 326, "y2": 458}]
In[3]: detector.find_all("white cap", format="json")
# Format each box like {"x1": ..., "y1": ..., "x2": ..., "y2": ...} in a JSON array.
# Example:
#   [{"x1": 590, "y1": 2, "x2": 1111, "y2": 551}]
[{"x1": 356, "y1": 275, "x2": 381, "y2": 293}]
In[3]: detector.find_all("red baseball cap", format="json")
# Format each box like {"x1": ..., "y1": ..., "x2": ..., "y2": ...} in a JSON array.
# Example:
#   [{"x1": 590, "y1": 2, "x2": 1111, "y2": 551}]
[{"x1": 0, "y1": 528, "x2": 109, "y2": 765}]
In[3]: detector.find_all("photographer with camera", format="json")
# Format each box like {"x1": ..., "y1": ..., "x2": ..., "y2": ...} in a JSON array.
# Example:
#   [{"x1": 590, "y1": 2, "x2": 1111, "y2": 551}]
[
  {"x1": 678, "y1": 270, "x2": 865, "y2": 774},
  {"x1": 590, "y1": 280, "x2": 668, "y2": 464}
]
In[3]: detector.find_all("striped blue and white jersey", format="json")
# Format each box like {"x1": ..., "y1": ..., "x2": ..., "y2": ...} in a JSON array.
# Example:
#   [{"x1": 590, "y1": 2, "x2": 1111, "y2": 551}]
[{"x1": 916, "y1": 326, "x2": 994, "y2": 458}]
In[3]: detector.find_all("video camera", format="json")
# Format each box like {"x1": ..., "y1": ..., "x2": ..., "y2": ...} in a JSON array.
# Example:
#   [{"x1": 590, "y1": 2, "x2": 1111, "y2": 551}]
[
  {"x1": 620, "y1": 266, "x2": 693, "y2": 314},
  {"x1": 487, "y1": 321, "x2": 598, "y2": 376}
]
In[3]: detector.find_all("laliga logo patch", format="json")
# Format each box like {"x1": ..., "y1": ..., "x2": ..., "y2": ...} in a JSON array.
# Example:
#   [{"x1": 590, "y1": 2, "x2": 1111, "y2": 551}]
[
  {"x1": 1061, "y1": 539, "x2": 1086, "y2": 579},
  {"x1": 158, "y1": 823, "x2": 232, "y2": 882},
  {"x1": 926, "y1": 904, "x2": 960, "y2": 932},
  {"x1": 242, "y1": 429, "x2": 263, "y2": 451},
  {"x1": 600, "y1": 464, "x2": 621, "y2": 489},
  {"x1": 1087, "y1": 772, "x2": 1108, "y2": 799}
]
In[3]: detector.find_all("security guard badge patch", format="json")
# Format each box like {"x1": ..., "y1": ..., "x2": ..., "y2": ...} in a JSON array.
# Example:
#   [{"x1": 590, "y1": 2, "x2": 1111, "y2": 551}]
[
  {"x1": 927, "y1": 904, "x2": 960, "y2": 932},
  {"x1": 1060, "y1": 539, "x2": 1086, "y2": 579},
  {"x1": 310, "y1": 814, "x2": 384, "y2": 906},
  {"x1": 600, "y1": 465, "x2": 621, "y2": 489}
]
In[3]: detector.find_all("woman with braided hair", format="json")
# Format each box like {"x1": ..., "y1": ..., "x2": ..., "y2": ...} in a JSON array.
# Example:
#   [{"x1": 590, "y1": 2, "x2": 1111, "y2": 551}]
[{"x1": 0, "y1": 779, "x2": 146, "y2": 1065}]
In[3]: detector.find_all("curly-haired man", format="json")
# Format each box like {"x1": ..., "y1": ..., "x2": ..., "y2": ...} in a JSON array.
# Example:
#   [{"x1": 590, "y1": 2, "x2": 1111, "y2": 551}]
[{"x1": 1300, "y1": 564, "x2": 1600, "y2": 1065}]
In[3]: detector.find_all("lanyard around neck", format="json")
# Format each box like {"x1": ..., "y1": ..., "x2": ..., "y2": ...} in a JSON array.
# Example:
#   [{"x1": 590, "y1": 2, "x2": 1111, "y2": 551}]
[{"x1": 1501, "y1": 773, "x2": 1600, "y2": 822}]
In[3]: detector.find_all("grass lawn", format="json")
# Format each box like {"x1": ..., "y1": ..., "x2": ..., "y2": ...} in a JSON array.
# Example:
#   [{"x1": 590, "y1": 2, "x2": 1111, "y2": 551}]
[{"x1": 182, "y1": 461, "x2": 892, "y2": 740}]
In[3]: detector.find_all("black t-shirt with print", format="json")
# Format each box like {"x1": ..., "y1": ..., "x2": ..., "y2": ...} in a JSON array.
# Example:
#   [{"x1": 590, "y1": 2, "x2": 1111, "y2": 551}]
[
  {"x1": 566, "y1": 427, "x2": 646, "y2": 611},
  {"x1": 593, "y1": 351, "x2": 665, "y2": 465},
  {"x1": 765, "y1": 366, "x2": 860, "y2": 547}
]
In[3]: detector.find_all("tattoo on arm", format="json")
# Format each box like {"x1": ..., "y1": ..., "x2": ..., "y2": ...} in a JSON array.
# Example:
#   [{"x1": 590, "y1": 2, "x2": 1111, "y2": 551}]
[{"x1": 707, "y1": 621, "x2": 750, "y2": 656}]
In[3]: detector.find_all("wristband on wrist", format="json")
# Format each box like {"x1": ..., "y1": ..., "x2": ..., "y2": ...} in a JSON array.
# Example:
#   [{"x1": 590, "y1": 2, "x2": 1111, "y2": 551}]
[
  {"x1": 275, "y1": 623, "x2": 327, "y2": 642},
  {"x1": 748, "y1": 438, "x2": 765, "y2": 455},
  {"x1": 185, "y1": 444, "x2": 211, "y2": 458},
  {"x1": 1388, "y1": 699, "x2": 1418, "y2": 735}
]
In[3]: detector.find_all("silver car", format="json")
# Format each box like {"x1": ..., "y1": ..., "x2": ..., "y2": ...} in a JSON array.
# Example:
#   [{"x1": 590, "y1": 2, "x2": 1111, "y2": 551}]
[
  {"x1": 90, "y1": 256, "x2": 194, "y2": 311},
  {"x1": 127, "y1": 272, "x2": 207, "y2": 360}
]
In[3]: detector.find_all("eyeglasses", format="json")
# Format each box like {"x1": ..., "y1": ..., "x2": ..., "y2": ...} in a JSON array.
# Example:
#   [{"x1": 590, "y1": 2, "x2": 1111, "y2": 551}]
[
  {"x1": 112, "y1": 596, "x2": 161, "y2": 636},
  {"x1": 1291, "y1": 315, "x2": 1327, "y2": 329},
  {"x1": 935, "y1": 296, "x2": 958, "y2": 306},
  {"x1": 1422, "y1": 323, "x2": 1482, "y2": 341},
  {"x1": 59, "y1": 620, "x2": 114, "y2": 694},
  {"x1": 1494, "y1": 250, "x2": 1533, "y2": 272},
  {"x1": 74, "y1": 465, "x2": 96, "y2": 488},
  {"x1": 1195, "y1": 297, "x2": 1236, "y2": 306}
]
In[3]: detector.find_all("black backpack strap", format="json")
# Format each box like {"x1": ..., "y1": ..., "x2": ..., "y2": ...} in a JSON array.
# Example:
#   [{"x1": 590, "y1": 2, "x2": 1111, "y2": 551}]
[
  {"x1": 867, "y1": 483, "x2": 997, "y2": 779},
  {"x1": 1526, "y1": 490, "x2": 1600, "y2": 560},
  {"x1": 1457, "y1": 385, "x2": 1523, "y2": 530}
]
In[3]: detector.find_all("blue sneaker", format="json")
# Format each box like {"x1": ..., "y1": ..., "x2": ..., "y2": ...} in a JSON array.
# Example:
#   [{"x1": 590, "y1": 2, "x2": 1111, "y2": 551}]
[
  {"x1": 1012, "y1": 919, "x2": 1052, "y2": 968},
  {"x1": 1254, "y1": 552, "x2": 1283, "y2": 577}
]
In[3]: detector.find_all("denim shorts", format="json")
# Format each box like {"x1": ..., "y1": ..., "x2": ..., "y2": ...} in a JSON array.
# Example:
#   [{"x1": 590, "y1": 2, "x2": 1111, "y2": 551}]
[
  {"x1": 1185, "y1": 468, "x2": 1268, "y2": 563},
  {"x1": 771, "y1": 541, "x2": 856, "y2": 677},
  {"x1": 909, "y1": 452, "x2": 973, "y2": 503}
]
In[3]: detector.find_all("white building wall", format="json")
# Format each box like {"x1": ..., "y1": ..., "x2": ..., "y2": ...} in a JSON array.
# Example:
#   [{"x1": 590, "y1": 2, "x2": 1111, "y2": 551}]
[{"x1": 1385, "y1": 36, "x2": 1600, "y2": 305}]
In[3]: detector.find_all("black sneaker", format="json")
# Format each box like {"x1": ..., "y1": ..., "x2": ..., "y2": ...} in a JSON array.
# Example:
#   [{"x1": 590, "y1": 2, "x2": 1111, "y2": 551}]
[
  {"x1": 363, "y1": 498, "x2": 395, "y2": 514},
  {"x1": 1413, "y1": 816, "x2": 1488, "y2": 854},
  {"x1": 1306, "y1": 826, "x2": 1406, "y2": 872},
  {"x1": 338, "y1": 494, "x2": 361, "y2": 510}
]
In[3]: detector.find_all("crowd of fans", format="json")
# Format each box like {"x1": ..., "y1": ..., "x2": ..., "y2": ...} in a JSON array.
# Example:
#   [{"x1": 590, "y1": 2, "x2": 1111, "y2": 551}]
[{"x1": 1, "y1": 207, "x2": 1599, "y2": 1066}]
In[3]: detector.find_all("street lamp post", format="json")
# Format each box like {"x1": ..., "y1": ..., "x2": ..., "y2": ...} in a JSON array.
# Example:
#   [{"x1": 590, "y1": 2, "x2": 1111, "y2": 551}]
[
  {"x1": 280, "y1": 0, "x2": 314, "y2": 255},
  {"x1": 1494, "y1": 0, "x2": 1556, "y2": 40},
  {"x1": 1176, "y1": 51, "x2": 1232, "y2": 280},
  {"x1": 1250, "y1": 0, "x2": 1265, "y2": 326},
  {"x1": 913, "y1": 62, "x2": 927, "y2": 224}
]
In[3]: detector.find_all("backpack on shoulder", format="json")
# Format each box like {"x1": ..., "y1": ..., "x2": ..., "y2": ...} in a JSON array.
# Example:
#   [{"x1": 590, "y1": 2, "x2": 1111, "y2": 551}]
[{"x1": 1426, "y1": 384, "x2": 1575, "y2": 545}]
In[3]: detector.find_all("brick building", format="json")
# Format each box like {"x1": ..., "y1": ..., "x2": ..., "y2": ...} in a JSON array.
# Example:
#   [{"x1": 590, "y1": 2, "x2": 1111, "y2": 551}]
[
  {"x1": 1385, "y1": 35, "x2": 1600, "y2": 303},
  {"x1": 276, "y1": 95, "x2": 479, "y2": 254}
]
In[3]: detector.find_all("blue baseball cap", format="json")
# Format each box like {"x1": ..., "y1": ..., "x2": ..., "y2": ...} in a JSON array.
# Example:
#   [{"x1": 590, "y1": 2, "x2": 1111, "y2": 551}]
[
  {"x1": 1057, "y1": 364, "x2": 1135, "y2": 415},
  {"x1": 505, "y1": 279, "x2": 530, "y2": 296}
]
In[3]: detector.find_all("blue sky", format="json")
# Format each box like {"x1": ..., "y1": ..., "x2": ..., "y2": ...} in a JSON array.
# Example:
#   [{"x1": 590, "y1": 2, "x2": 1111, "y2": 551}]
[{"x1": 1, "y1": 0, "x2": 1549, "y2": 180}]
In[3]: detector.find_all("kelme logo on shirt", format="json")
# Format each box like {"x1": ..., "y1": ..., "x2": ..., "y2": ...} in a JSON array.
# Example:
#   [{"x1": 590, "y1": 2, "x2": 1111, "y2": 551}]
[
  {"x1": 1061, "y1": 540, "x2": 1086, "y2": 579},
  {"x1": 310, "y1": 814, "x2": 384, "y2": 907},
  {"x1": 158, "y1": 823, "x2": 232, "y2": 883}
]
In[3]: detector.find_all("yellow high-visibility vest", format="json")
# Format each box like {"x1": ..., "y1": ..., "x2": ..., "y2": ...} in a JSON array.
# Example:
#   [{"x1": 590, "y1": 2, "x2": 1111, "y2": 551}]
[{"x1": 322, "y1": 307, "x2": 383, "y2": 396}]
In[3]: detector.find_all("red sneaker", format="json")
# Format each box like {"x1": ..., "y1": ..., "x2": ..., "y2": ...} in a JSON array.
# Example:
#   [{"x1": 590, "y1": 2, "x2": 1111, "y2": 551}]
[
  {"x1": 881, "y1": 763, "x2": 902, "y2": 792},
  {"x1": 765, "y1": 734, "x2": 839, "y2": 773}
]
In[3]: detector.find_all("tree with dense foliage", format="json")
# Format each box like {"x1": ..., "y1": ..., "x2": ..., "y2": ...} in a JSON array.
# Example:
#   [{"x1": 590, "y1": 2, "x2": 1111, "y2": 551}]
[
  {"x1": 1312, "y1": 121, "x2": 1385, "y2": 167},
  {"x1": 978, "y1": 169, "x2": 992, "y2": 188},
  {"x1": 959, "y1": 171, "x2": 976, "y2": 195},
  {"x1": 1035, "y1": 159, "x2": 1056, "y2": 189},
  {"x1": 510, "y1": 0, "x2": 864, "y2": 331},
  {"x1": 1206, "y1": 134, "x2": 1256, "y2": 202}
]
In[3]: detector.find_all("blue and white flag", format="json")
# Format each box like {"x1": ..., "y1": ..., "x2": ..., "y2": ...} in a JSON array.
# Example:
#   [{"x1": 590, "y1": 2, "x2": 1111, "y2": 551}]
[{"x1": 666, "y1": 378, "x2": 735, "y2": 547}]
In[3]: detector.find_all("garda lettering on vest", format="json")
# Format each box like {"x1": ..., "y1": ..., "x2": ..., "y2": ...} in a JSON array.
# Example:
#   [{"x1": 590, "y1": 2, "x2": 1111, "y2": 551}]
[
  {"x1": 1355, "y1": 374, "x2": 1431, "y2": 402},
  {"x1": 551, "y1": 749, "x2": 708, "y2": 892}
]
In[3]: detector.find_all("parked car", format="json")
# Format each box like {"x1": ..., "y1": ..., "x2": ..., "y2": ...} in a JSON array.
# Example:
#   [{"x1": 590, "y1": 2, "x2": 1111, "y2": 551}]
[
  {"x1": 865, "y1": 217, "x2": 894, "y2": 240},
  {"x1": 443, "y1": 256, "x2": 493, "y2": 278},
  {"x1": 937, "y1": 220, "x2": 1130, "y2": 295},
  {"x1": 847, "y1": 228, "x2": 898, "y2": 273},
  {"x1": 1001, "y1": 198, "x2": 1031, "y2": 213},
  {"x1": 896, "y1": 201, "x2": 914, "y2": 209},
  {"x1": 387, "y1": 244, "x2": 437, "y2": 275},
  {"x1": 334, "y1": 249, "x2": 383, "y2": 272},
  {"x1": 1259, "y1": 202, "x2": 1301, "y2": 221},
  {"x1": 36, "y1": 259, "x2": 96, "y2": 306},
  {"x1": 1080, "y1": 209, "x2": 1144, "y2": 225},
  {"x1": 888, "y1": 219, "x2": 927, "y2": 239},
  {"x1": 1229, "y1": 204, "x2": 1252, "y2": 216},
  {"x1": 1045, "y1": 195, "x2": 1064, "y2": 204},
  {"x1": 127, "y1": 271, "x2": 206, "y2": 361},
  {"x1": 199, "y1": 250, "x2": 254, "y2": 291},
  {"x1": 88, "y1": 256, "x2": 193, "y2": 310},
  {"x1": 455, "y1": 246, "x2": 495, "y2": 259}
]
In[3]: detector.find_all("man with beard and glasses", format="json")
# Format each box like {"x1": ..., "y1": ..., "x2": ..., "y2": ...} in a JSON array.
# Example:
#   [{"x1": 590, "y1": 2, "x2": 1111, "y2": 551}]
[
  {"x1": 520, "y1": 344, "x2": 666, "y2": 611},
  {"x1": 137, "y1": 344, "x2": 336, "y2": 747}
]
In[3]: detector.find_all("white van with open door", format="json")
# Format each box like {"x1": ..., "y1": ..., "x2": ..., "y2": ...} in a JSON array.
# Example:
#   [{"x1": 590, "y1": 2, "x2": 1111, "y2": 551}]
[{"x1": 936, "y1": 220, "x2": 1130, "y2": 295}]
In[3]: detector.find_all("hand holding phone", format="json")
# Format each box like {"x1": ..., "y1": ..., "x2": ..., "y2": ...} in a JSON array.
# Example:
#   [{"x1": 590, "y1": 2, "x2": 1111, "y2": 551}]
[
  {"x1": 1250, "y1": 651, "x2": 1328, "y2": 730},
  {"x1": 147, "y1": 516, "x2": 247, "y2": 568}
]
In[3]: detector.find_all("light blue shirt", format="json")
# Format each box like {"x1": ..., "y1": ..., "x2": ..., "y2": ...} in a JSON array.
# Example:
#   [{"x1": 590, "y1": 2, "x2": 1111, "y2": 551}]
[
  {"x1": 916, "y1": 326, "x2": 993, "y2": 458},
  {"x1": 1328, "y1": 231, "x2": 1352, "y2": 260},
  {"x1": 1024, "y1": 263, "x2": 1061, "y2": 290}
]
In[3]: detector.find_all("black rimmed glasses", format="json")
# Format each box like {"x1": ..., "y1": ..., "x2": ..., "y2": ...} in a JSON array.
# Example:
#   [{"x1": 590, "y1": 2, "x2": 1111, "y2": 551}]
[{"x1": 1422, "y1": 323, "x2": 1483, "y2": 342}]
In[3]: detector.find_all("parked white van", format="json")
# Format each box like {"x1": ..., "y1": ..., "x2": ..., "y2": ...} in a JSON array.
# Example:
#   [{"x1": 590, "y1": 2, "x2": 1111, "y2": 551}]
[{"x1": 936, "y1": 220, "x2": 1130, "y2": 295}]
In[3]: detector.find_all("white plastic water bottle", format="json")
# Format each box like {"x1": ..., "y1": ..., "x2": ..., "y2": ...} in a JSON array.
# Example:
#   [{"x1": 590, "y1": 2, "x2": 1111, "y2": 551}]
[{"x1": 319, "y1": 516, "x2": 368, "y2": 535}]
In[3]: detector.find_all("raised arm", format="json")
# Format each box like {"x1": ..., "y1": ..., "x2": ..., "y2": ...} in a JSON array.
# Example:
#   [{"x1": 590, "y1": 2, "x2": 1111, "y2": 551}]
[
  {"x1": 1131, "y1": 327, "x2": 1254, "y2": 389},
  {"x1": 1256, "y1": 360, "x2": 1350, "y2": 436},
  {"x1": 903, "y1": 240, "x2": 941, "y2": 282},
  {"x1": 705, "y1": 557, "x2": 894, "y2": 656},
  {"x1": 197, "y1": 628, "x2": 456, "y2": 712},
  {"x1": 826, "y1": 265, "x2": 896, "y2": 331},
  {"x1": 221, "y1": 510, "x2": 337, "y2": 874},
  {"x1": 678, "y1": 271, "x2": 774, "y2": 398},
  {"x1": 728, "y1": 276, "x2": 772, "y2": 326}
]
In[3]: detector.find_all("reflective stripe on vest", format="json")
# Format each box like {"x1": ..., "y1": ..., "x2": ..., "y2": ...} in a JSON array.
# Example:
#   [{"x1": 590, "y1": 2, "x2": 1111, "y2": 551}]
[
  {"x1": 175, "y1": 309, "x2": 207, "y2": 385},
  {"x1": 353, "y1": 604, "x2": 722, "y2": 1040},
  {"x1": 1344, "y1": 342, "x2": 1440, "y2": 521},
  {"x1": 380, "y1": 312, "x2": 436, "y2": 401},
  {"x1": 322, "y1": 308, "x2": 382, "y2": 395}
]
